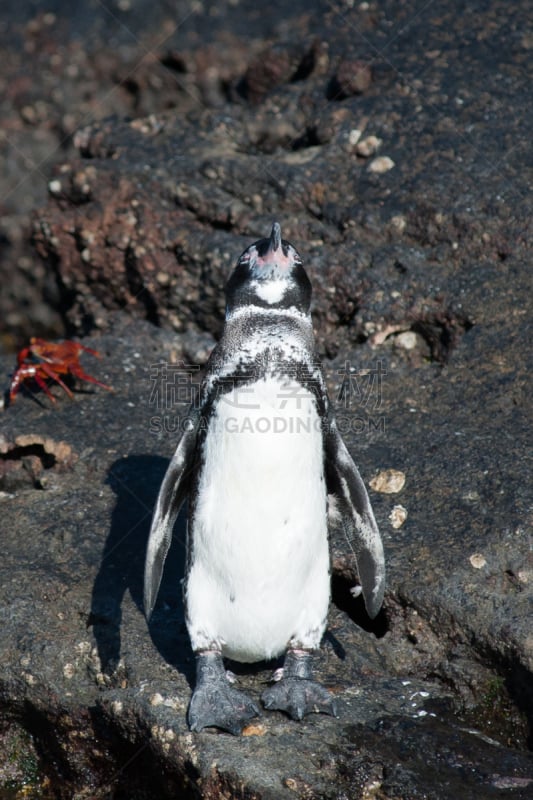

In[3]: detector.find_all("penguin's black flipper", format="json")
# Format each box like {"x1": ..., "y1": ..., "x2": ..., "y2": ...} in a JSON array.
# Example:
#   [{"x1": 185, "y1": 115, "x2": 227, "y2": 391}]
[
  {"x1": 144, "y1": 411, "x2": 200, "y2": 620},
  {"x1": 325, "y1": 412, "x2": 385, "y2": 619}
]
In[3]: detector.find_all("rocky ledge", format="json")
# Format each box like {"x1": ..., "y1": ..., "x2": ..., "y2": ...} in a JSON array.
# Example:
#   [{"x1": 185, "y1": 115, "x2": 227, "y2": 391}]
[
  {"x1": 0, "y1": 291, "x2": 531, "y2": 799},
  {"x1": 0, "y1": 0, "x2": 532, "y2": 797}
]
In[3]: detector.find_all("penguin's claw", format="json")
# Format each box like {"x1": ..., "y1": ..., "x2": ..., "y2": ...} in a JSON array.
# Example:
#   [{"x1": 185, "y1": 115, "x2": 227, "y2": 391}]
[
  {"x1": 261, "y1": 678, "x2": 338, "y2": 721},
  {"x1": 188, "y1": 683, "x2": 260, "y2": 735}
]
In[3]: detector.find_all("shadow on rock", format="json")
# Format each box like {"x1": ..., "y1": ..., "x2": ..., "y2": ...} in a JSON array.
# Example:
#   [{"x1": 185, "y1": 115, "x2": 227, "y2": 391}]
[{"x1": 90, "y1": 454, "x2": 192, "y2": 684}]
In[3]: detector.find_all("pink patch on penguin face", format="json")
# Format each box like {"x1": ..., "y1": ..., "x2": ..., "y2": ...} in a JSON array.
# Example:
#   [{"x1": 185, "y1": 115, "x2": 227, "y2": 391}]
[{"x1": 255, "y1": 247, "x2": 293, "y2": 272}]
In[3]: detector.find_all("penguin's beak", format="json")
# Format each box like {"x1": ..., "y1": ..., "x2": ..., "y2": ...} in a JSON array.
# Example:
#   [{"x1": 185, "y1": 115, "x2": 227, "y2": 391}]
[
  {"x1": 255, "y1": 221, "x2": 291, "y2": 271},
  {"x1": 268, "y1": 222, "x2": 282, "y2": 254}
]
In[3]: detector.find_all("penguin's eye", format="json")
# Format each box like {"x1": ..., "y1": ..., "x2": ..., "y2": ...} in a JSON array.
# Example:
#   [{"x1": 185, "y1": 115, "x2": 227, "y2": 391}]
[
  {"x1": 238, "y1": 246, "x2": 256, "y2": 266},
  {"x1": 291, "y1": 249, "x2": 302, "y2": 265}
]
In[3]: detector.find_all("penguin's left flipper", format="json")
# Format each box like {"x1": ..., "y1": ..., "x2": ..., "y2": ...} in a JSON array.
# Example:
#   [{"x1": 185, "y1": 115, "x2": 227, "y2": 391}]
[
  {"x1": 325, "y1": 413, "x2": 385, "y2": 619},
  {"x1": 144, "y1": 410, "x2": 200, "y2": 620}
]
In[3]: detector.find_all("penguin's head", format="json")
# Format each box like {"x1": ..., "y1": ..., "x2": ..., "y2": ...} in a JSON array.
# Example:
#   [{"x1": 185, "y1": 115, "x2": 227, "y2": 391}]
[{"x1": 225, "y1": 223, "x2": 312, "y2": 316}]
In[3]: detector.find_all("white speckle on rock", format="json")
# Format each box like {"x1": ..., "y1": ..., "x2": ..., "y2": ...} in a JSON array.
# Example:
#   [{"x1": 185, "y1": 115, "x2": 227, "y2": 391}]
[
  {"x1": 150, "y1": 693, "x2": 164, "y2": 706},
  {"x1": 348, "y1": 128, "x2": 362, "y2": 147},
  {"x1": 492, "y1": 776, "x2": 533, "y2": 790},
  {"x1": 361, "y1": 778, "x2": 382, "y2": 798},
  {"x1": 164, "y1": 695, "x2": 186, "y2": 711},
  {"x1": 463, "y1": 490, "x2": 481, "y2": 502},
  {"x1": 156, "y1": 271, "x2": 170, "y2": 286},
  {"x1": 63, "y1": 663, "x2": 75, "y2": 679},
  {"x1": 410, "y1": 690, "x2": 430, "y2": 700},
  {"x1": 391, "y1": 215, "x2": 406, "y2": 233},
  {"x1": 150, "y1": 725, "x2": 176, "y2": 744},
  {"x1": 389, "y1": 504, "x2": 408, "y2": 529},
  {"x1": 370, "y1": 469, "x2": 406, "y2": 494},
  {"x1": 48, "y1": 179, "x2": 62, "y2": 194},
  {"x1": 356, "y1": 135, "x2": 382, "y2": 157},
  {"x1": 369, "y1": 323, "x2": 406, "y2": 346},
  {"x1": 469, "y1": 553, "x2": 487, "y2": 569},
  {"x1": 394, "y1": 331, "x2": 418, "y2": 350},
  {"x1": 368, "y1": 155, "x2": 395, "y2": 173},
  {"x1": 111, "y1": 700, "x2": 123, "y2": 714}
]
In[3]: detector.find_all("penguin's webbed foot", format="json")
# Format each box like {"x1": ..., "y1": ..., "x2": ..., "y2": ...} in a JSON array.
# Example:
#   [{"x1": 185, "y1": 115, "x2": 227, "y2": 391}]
[
  {"x1": 261, "y1": 677, "x2": 337, "y2": 720},
  {"x1": 188, "y1": 684, "x2": 259, "y2": 735},
  {"x1": 188, "y1": 651, "x2": 260, "y2": 735},
  {"x1": 261, "y1": 649, "x2": 338, "y2": 721}
]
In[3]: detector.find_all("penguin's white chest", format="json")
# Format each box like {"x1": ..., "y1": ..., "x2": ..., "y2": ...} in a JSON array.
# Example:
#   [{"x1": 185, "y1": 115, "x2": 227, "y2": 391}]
[{"x1": 186, "y1": 376, "x2": 330, "y2": 662}]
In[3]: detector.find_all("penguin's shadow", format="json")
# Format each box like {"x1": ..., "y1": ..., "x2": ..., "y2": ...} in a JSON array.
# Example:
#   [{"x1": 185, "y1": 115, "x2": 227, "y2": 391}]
[{"x1": 90, "y1": 454, "x2": 194, "y2": 686}]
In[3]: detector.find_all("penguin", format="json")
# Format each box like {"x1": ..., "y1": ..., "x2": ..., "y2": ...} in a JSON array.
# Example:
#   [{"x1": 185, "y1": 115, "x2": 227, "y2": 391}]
[{"x1": 144, "y1": 223, "x2": 385, "y2": 735}]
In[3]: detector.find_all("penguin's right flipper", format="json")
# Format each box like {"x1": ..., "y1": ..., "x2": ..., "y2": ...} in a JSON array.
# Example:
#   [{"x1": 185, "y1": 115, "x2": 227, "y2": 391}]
[
  {"x1": 144, "y1": 411, "x2": 200, "y2": 620},
  {"x1": 325, "y1": 412, "x2": 385, "y2": 619}
]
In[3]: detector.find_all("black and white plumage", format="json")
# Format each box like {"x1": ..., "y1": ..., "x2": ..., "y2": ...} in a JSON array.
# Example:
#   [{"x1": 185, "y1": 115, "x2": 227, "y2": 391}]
[{"x1": 144, "y1": 223, "x2": 385, "y2": 734}]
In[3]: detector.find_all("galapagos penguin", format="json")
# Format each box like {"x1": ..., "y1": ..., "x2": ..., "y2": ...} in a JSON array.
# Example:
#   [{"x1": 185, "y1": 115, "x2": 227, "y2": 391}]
[{"x1": 144, "y1": 223, "x2": 385, "y2": 734}]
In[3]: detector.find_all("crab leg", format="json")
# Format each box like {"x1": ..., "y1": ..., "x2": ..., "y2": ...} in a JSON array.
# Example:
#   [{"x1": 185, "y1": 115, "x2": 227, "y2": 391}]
[
  {"x1": 38, "y1": 363, "x2": 74, "y2": 398},
  {"x1": 32, "y1": 371, "x2": 60, "y2": 402},
  {"x1": 68, "y1": 366, "x2": 112, "y2": 391},
  {"x1": 78, "y1": 344, "x2": 103, "y2": 358}
]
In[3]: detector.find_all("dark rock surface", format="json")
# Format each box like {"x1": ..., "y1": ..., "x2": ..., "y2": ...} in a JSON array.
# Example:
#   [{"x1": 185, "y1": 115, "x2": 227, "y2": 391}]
[
  {"x1": 0, "y1": 0, "x2": 532, "y2": 797},
  {"x1": 3, "y1": 0, "x2": 529, "y2": 357},
  {"x1": 0, "y1": 279, "x2": 531, "y2": 793},
  {"x1": 0, "y1": 306, "x2": 532, "y2": 797}
]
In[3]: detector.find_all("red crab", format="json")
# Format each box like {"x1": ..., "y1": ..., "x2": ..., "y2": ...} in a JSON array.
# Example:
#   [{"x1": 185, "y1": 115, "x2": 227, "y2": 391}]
[{"x1": 9, "y1": 337, "x2": 113, "y2": 404}]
